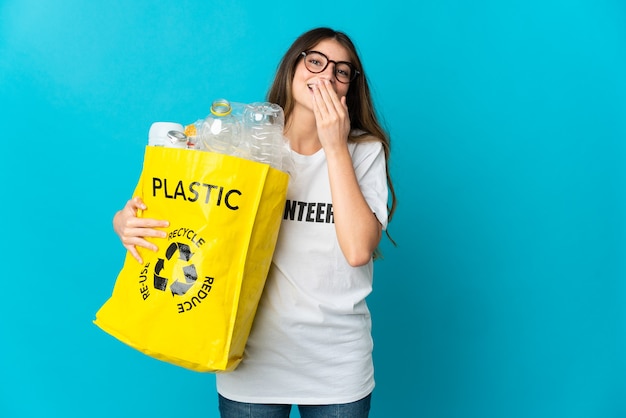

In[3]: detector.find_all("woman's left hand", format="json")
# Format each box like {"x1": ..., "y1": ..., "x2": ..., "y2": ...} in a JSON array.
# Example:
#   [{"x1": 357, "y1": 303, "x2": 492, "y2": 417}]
[{"x1": 311, "y1": 79, "x2": 351, "y2": 151}]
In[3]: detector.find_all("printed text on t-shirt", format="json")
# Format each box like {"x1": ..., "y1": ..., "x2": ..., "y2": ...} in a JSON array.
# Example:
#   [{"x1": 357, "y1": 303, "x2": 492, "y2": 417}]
[{"x1": 283, "y1": 200, "x2": 334, "y2": 223}]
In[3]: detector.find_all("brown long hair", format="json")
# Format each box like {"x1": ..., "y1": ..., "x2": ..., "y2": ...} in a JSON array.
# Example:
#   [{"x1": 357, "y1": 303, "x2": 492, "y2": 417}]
[{"x1": 267, "y1": 27, "x2": 397, "y2": 252}]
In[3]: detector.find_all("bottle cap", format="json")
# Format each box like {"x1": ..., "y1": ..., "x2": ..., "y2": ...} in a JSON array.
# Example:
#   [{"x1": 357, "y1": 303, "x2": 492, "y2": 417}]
[{"x1": 210, "y1": 99, "x2": 232, "y2": 117}]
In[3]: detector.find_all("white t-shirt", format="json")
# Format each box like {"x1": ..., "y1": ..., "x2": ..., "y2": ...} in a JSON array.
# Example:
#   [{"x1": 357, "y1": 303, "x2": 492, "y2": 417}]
[{"x1": 216, "y1": 139, "x2": 389, "y2": 405}]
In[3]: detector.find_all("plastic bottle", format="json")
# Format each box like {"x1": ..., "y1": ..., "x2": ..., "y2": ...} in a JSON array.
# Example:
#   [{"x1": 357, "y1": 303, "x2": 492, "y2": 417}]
[
  {"x1": 148, "y1": 122, "x2": 187, "y2": 148},
  {"x1": 243, "y1": 102, "x2": 285, "y2": 169},
  {"x1": 197, "y1": 99, "x2": 242, "y2": 155}
]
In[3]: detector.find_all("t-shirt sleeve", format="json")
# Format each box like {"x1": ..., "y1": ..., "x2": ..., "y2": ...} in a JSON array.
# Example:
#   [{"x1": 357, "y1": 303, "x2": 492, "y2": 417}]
[{"x1": 351, "y1": 141, "x2": 389, "y2": 230}]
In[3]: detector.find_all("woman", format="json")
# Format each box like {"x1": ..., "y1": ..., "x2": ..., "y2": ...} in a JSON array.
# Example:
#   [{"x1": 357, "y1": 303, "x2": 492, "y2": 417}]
[{"x1": 113, "y1": 27, "x2": 396, "y2": 418}]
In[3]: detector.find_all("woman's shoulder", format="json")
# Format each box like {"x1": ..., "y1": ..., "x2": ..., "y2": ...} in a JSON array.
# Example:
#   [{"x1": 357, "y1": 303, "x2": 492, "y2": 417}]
[
  {"x1": 347, "y1": 136, "x2": 384, "y2": 169},
  {"x1": 348, "y1": 131, "x2": 384, "y2": 153}
]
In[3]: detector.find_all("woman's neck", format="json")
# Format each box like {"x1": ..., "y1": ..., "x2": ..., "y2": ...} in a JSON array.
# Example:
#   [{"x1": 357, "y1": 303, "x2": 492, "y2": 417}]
[{"x1": 284, "y1": 107, "x2": 322, "y2": 155}]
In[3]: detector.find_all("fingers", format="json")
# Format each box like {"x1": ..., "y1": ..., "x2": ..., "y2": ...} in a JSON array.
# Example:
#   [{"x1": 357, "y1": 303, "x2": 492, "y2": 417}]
[
  {"x1": 122, "y1": 234, "x2": 160, "y2": 252},
  {"x1": 311, "y1": 83, "x2": 326, "y2": 120},
  {"x1": 121, "y1": 197, "x2": 169, "y2": 229},
  {"x1": 340, "y1": 95, "x2": 348, "y2": 112},
  {"x1": 120, "y1": 223, "x2": 167, "y2": 241},
  {"x1": 132, "y1": 196, "x2": 146, "y2": 208},
  {"x1": 126, "y1": 245, "x2": 144, "y2": 264},
  {"x1": 125, "y1": 216, "x2": 169, "y2": 230},
  {"x1": 312, "y1": 80, "x2": 343, "y2": 117},
  {"x1": 114, "y1": 197, "x2": 170, "y2": 263},
  {"x1": 125, "y1": 196, "x2": 146, "y2": 213},
  {"x1": 118, "y1": 218, "x2": 168, "y2": 256},
  {"x1": 119, "y1": 227, "x2": 164, "y2": 265},
  {"x1": 311, "y1": 81, "x2": 350, "y2": 147}
]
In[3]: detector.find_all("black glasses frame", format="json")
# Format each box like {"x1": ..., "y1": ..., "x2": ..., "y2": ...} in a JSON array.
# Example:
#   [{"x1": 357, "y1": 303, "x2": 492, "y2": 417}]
[{"x1": 300, "y1": 50, "x2": 360, "y2": 84}]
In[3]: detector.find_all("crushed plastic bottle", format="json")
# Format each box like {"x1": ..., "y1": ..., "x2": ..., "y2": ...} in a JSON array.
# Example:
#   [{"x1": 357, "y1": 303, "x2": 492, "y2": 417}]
[{"x1": 243, "y1": 102, "x2": 285, "y2": 169}]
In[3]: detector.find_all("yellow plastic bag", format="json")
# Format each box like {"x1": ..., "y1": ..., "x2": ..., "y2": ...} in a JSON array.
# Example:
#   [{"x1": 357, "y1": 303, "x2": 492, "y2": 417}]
[{"x1": 94, "y1": 146, "x2": 289, "y2": 372}]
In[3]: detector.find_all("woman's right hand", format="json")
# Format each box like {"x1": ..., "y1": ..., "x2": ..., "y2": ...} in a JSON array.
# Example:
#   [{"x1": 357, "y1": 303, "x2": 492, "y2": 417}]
[{"x1": 113, "y1": 196, "x2": 169, "y2": 264}]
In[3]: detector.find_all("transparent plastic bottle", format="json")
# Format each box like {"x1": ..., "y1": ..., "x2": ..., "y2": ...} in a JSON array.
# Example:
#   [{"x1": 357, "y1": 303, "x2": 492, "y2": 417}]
[
  {"x1": 243, "y1": 102, "x2": 285, "y2": 169},
  {"x1": 197, "y1": 99, "x2": 242, "y2": 155},
  {"x1": 148, "y1": 122, "x2": 187, "y2": 148}
]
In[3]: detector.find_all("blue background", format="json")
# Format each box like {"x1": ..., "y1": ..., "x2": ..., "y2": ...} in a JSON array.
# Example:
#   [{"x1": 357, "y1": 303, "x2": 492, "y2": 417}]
[{"x1": 1, "y1": 1, "x2": 625, "y2": 417}]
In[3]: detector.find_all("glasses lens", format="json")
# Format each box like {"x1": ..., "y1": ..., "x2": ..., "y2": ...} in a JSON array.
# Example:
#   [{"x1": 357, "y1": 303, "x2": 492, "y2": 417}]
[
  {"x1": 304, "y1": 52, "x2": 328, "y2": 73},
  {"x1": 334, "y1": 63, "x2": 353, "y2": 83}
]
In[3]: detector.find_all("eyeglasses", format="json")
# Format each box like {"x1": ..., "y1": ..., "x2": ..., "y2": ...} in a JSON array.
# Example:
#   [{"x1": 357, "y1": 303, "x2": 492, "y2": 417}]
[{"x1": 300, "y1": 50, "x2": 360, "y2": 84}]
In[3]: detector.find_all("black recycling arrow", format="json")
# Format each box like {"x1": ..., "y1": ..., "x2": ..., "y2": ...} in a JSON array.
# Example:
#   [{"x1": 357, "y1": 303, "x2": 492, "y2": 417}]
[
  {"x1": 170, "y1": 264, "x2": 198, "y2": 296},
  {"x1": 166, "y1": 242, "x2": 193, "y2": 261},
  {"x1": 153, "y1": 258, "x2": 168, "y2": 290}
]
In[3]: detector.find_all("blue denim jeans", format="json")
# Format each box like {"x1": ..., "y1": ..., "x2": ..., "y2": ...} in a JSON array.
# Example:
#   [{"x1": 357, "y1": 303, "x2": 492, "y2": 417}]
[{"x1": 218, "y1": 393, "x2": 371, "y2": 418}]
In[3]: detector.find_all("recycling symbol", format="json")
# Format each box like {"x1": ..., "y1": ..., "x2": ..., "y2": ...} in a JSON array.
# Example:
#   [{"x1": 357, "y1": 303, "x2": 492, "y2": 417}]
[{"x1": 153, "y1": 242, "x2": 198, "y2": 296}]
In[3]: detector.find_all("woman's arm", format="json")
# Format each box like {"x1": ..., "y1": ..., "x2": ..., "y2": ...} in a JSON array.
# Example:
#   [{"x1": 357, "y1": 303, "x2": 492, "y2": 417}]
[
  {"x1": 325, "y1": 145, "x2": 383, "y2": 266},
  {"x1": 312, "y1": 80, "x2": 382, "y2": 266}
]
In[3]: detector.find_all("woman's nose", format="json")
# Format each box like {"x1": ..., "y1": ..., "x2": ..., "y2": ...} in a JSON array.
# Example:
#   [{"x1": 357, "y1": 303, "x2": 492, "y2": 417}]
[{"x1": 319, "y1": 65, "x2": 336, "y2": 82}]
